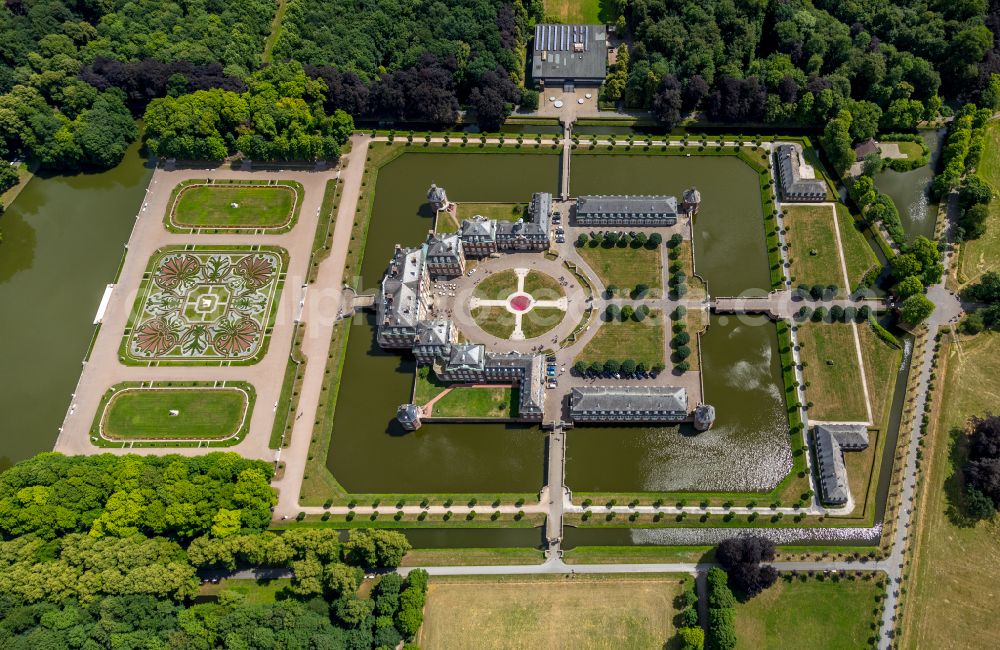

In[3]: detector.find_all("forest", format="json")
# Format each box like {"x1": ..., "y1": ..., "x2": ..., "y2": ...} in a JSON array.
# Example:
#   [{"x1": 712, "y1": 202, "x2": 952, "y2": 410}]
[
  {"x1": 606, "y1": 0, "x2": 997, "y2": 130},
  {"x1": 0, "y1": 453, "x2": 425, "y2": 649}
]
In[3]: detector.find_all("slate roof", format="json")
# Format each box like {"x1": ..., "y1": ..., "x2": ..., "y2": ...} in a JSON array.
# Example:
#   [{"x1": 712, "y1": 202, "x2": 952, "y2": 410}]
[
  {"x1": 577, "y1": 194, "x2": 678, "y2": 217},
  {"x1": 529, "y1": 192, "x2": 552, "y2": 232},
  {"x1": 426, "y1": 232, "x2": 462, "y2": 258},
  {"x1": 427, "y1": 184, "x2": 446, "y2": 203},
  {"x1": 813, "y1": 423, "x2": 870, "y2": 505},
  {"x1": 378, "y1": 246, "x2": 425, "y2": 329},
  {"x1": 447, "y1": 344, "x2": 485, "y2": 372},
  {"x1": 532, "y1": 24, "x2": 608, "y2": 82},
  {"x1": 775, "y1": 144, "x2": 827, "y2": 199},
  {"x1": 460, "y1": 215, "x2": 496, "y2": 240},
  {"x1": 396, "y1": 403, "x2": 421, "y2": 426},
  {"x1": 854, "y1": 138, "x2": 880, "y2": 160},
  {"x1": 415, "y1": 319, "x2": 451, "y2": 347},
  {"x1": 570, "y1": 386, "x2": 688, "y2": 414}
]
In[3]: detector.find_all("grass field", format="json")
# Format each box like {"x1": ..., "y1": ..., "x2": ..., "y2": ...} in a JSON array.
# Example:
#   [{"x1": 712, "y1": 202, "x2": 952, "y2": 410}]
[
  {"x1": 522, "y1": 270, "x2": 564, "y2": 298},
  {"x1": 544, "y1": 0, "x2": 605, "y2": 23},
  {"x1": 905, "y1": 333, "x2": 1000, "y2": 649},
  {"x1": 798, "y1": 322, "x2": 868, "y2": 422},
  {"x1": 735, "y1": 577, "x2": 880, "y2": 650},
  {"x1": 521, "y1": 306, "x2": 565, "y2": 339},
  {"x1": 103, "y1": 387, "x2": 248, "y2": 439},
  {"x1": 472, "y1": 306, "x2": 516, "y2": 338},
  {"x1": 577, "y1": 243, "x2": 663, "y2": 292},
  {"x1": 835, "y1": 205, "x2": 878, "y2": 289},
  {"x1": 199, "y1": 578, "x2": 290, "y2": 603},
  {"x1": 455, "y1": 202, "x2": 526, "y2": 222},
  {"x1": 960, "y1": 121, "x2": 1000, "y2": 284},
  {"x1": 431, "y1": 385, "x2": 517, "y2": 418},
  {"x1": 576, "y1": 312, "x2": 664, "y2": 367},
  {"x1": 785, "y1": 204, "x2": 844, "y2": 289},
  {"x1": 474, "y1": 270, "x2": 519, "y2": 300},
  {"x1": 417, "y1": 574, "x2": 684, "y2": 650},
  {"x1": 172, "y1": 185, "x2": 295, "y2": 227},
  {"x1": 884, "y1": 140, "x2": 924, "y2": 159}
]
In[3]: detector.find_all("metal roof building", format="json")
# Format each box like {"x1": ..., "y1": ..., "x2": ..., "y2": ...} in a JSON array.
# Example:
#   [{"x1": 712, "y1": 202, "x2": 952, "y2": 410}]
[
  {"x1": 532, "y1": 24, "x2": 608, "y2": 87},
  {"x1": 775, "y1": 144, "x2": 827, "y2": 203},
  {"x1": 575, "y1": 194, "x2": 679, "y2": 226}
]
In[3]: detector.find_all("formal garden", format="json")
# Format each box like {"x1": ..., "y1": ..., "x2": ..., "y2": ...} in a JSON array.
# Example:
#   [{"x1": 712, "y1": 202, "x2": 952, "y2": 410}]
[
  {"x1": 121, "y1": 246, "x2": 287, "y2": 365},
  {"x1": 164, "y1": 179, "x2": 304, "y2": 233},
  {"x1": 470, "y1": 269, "x2": 567, "y2": 340}
]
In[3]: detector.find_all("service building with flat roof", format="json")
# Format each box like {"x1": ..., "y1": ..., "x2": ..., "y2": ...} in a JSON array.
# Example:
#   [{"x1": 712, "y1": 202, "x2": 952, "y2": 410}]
[{"x1": 531, "y1": 23, "x2": 608, "y2": 88}]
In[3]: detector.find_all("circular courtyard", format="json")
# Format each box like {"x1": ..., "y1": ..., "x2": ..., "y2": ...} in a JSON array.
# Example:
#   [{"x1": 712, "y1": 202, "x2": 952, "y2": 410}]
[{"x1": 452, "y1": 257, "x2": 586, "y2": 345}]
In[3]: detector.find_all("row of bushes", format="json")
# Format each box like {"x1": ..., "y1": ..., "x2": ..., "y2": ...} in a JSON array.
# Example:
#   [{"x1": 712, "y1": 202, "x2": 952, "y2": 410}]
[
  {"x1": 671, "y1": 305, "x2": 692, "y2": 373},
  {"x1": 668, "y1": 243, "x2": 689, "y2": 297},
  {"x1": 707, "y1": 567, "x2": 737, "y2": 650},
  {"x1": 573, "y1": 359, "x2": 665, "y2": 375},
  {"x1": 850, "y1": 175, "x2": 905, "y2": 246},
  {"x1": 578, "y1": 230, "x2": 663, "y2": 250},
  {"x1": 604, "y1": 303, "x2": 653, "y2": 321},
  {"x1": 674, "y1": 578, "x2": 704, "y2": 650},
  {"x1": 794, "y1": 304, "x2": 875, "y2": 323},
  {"x1": 932, "y1": 104, "x2": 991, "y2": 200}
]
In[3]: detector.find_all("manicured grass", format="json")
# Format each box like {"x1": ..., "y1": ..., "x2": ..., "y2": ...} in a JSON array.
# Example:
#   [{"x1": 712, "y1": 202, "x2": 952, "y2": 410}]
[
  {"x1": 401, "y1": 548, "x2": 544, "y2": 567},
  {"x1": 430, "y1": 386, "x2": 518, "y2": 418},
  {"x1": 455, "y1": 202, "x2": 526, "y2": 222},
  {"x1": 103, "y1": 387, "x2": 248, "y2": 439},
  {"x1": 798, "y1": 322, "x2": 868, "y2": 422},
  {"x1": 544, "y1": 0, "x2": 605, "y2": 23},
  {"x1": 563, "y1": 545, "x2": 714, "y2": 564},
  {"x1": 575, "y1": 312, "x2": 665, "y2": 367},
  {"x1": 520, "y1": 306, "x2": 565, "y2": 339},
  {"x1": 474, "y1": 269, "x2": 519, "y2": 300},
  {"x1": 785, "y1": 204, "x2": 843, "y2": 289},
  {"x1": 472, "y1": 306, "x2": 515, "y2": 339},
  {"x1": 905, "y1": 333, "x2": 1000, "y2": 650},
  {"x1": 199, "y1": 578, "x2": 291, "y2": 603},
  {"x1": 835, "y1": 205, "x2": 878, "y2": 289},
  {"x1": 413, "y1": 365, "x2": 449, "y2": 405},
  {"x1": 522, "y1": 270, "x2": 564, "y2": 298},
  {"x1": 173, "y1": 184, "x2": 295, "y2": 227},
  {"x1": 734, "y1": 577, "x2": 880, "y2": 650},
  {"x1": 576, "y1": 242, "x2": 663, "y2": 292},
  {"x1": 417, "y1": 574, "x2": 684, "y2": 650},
  {"x1": 960, "y1": 121, "x2": 1000, "y2": 284},
  {"x1": 885, "y1": 140, "x2": 924, "y2": 159}
]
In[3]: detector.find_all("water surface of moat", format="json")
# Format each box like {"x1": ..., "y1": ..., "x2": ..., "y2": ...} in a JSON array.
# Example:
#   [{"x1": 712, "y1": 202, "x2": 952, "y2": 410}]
[
  {"x1": 571, "y1": 153, "x2": 770, "y2": 296},
  {"x1": 325, "y1": 151, "x2": 558, "y2": 493},
  {"x1": 565, "y1": 314, "x2": 792, "y2": 493},
  {"x1": 0, "y1": 140, "x2": 152, "y2": 469},
  {"x1": 875, "y1": 129, "x2": 944, "y2": 241}
]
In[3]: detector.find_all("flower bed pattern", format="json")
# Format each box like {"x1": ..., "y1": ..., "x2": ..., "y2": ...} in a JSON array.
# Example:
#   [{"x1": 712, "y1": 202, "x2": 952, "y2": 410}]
[{"x1": 122, "y1": 247, "x2": 286, "y2": 364}]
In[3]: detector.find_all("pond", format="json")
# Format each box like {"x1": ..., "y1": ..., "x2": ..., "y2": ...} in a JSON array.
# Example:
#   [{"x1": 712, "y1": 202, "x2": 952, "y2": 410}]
[
  {"x1": 0, "y1": 140, "x2": 152, "y2": 470},
  {"x1": 571, "y1": 153, "x2": 770, "y2": 296},
  {"x1": 875, "y1": 129, "x2": 944, "y2": 241},
  {"x1": 324, "y1": 151, "x2": 559, "y2": 494},
  {"x1": 565, "y1": 314, "x2": 792, "y2": 493}
]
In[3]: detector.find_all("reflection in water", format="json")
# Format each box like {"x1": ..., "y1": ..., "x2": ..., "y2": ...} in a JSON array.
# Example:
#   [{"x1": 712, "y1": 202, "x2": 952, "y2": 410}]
[
  {"x1": 0, "y1": 209, "x2": 37, "y2": 284},
  {"x1": 0, "y1": 137, "x2": 152, "y2": 464},
  {"x1": 567, "y1": 316, "x2": 792, "y2": 492},
  {"x1": 875, "y1": 129, "x2": 944, "y2": 241}
]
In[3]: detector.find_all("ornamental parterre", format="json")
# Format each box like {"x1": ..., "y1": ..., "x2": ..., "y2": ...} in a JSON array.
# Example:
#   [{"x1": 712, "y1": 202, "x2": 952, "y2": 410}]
[{"x1": 124, "y1": 248, "x2": 284, "y2": 362}]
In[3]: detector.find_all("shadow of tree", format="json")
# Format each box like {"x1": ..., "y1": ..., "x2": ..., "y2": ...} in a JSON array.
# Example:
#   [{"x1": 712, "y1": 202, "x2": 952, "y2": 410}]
[{"x1": 943, "y1": 426, "x2": 978, "y2": 528}]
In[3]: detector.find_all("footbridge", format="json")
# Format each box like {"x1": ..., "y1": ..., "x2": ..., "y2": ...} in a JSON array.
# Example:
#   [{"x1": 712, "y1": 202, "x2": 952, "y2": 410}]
[{"x1": 713, "y1": 291, "x2": 885, "y2": 320}]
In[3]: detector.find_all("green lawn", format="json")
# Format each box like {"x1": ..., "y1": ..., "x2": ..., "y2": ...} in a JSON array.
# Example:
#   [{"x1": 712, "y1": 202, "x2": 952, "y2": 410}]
[
  {"x1": 960, "y1": 120, "x2": 1000, "y2": 284},
  {"x1": 521, "y1": 306, "x2": 565, "y2": 339},
  {"x1": 544, "y1": 0, "x2": 605, "y2": 23},
  {"x1": 576, "y1": 243, "x2": 663, "y2": 292},
  {"x1": 835, "y1": 205, "x2": 878, "y2": 289},
  {"x1": 785, "y1": 204, "x2": 844, "y2": 289},
  {"x1": 905, "y1": 333, "x2": 1000, "y2": 649},
  {"x1": 199, "y1": 578, "x2": 291, "y2": 604},
  {"x1": 884, "y1": 140, "x2": 924, "y2": 159},
  {"x1": 418, "y1": 574, "x2": 684, "y2": 650},
  {"x1": 474, "y1": 270, "x2": 519, "y2": 300},
  {"x1": 575, "y1": 313, "x2": 664, "y2": 367},
  {"x1": 798, "y1": 322, "x2": 868, "y2": 422},
  {"x1": 431, "y1": 386, "x2": 518, "y2": 418},
  {"x1": 472, "y1": 306, "x2": 516, "y2": 339},
  {"x1": 455, "y1": 202, "x2": 526, "y2": 222},
  {"x1": 522, "y1": 270, "x2": 564, "y2": 298},
  {"x1": 413, "y1": 365, "x2": 449, "y2": 404},
  {"x1": 172, "y1": 184, "x2": 295, "y2": 227},
  {"x1": 103, "y1": 387, "x2": 248, "y2": 439},
  {"x1": 735, "y1": 577, "x2": 880, "y2": 650}
]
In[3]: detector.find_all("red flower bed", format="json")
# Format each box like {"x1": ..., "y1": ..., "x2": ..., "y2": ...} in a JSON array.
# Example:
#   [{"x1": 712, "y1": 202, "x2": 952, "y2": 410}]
[{"x1": 509, "y1": 295, "x2": 531, "y2": 311}]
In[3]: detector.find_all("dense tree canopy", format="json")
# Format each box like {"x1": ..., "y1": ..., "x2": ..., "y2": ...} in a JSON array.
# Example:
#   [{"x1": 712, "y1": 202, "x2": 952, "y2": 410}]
[
  {"x1": 0, "y1": 452, "x2": 276, "y2": 541},
  {"x1": 143, "y1": 63, "x2": 353, "y2": 161}
]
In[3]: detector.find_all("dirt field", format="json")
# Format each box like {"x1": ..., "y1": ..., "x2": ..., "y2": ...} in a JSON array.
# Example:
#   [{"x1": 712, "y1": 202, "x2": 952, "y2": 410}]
[{"x1": 417, "y1": 574, "x2": 685, "y2": 649}]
